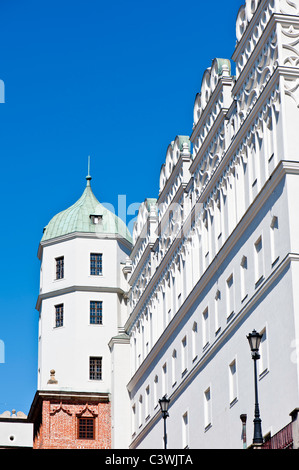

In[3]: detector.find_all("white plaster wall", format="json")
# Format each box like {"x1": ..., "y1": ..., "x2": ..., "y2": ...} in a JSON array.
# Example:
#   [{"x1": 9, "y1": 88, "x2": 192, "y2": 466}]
[
  {"x1": 129, "y1": 175, "x2": 299, "y2": 449},
  {"x1": 37, "y1": 235, "x2": 130, "y2": 393},
  {"x1": 110, "y1": 339, "x2": 131, "y2": 449},
  {"x1": 40, "y1": 236, "x2": 129, "y2": 294},
  {"x1": 38, "y1": 290, "x2": 118, "y2": 391},
  {"x1": 131, "y1": 263, "x2": 298, "y2": 449},
  {"x1": 0, "y1": 422, "x2": 33, "y2": 448}
]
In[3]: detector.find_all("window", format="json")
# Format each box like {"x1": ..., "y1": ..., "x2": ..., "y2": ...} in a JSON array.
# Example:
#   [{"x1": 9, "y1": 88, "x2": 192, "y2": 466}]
[
  {"x1": 90, "y1": 301, "x2": 103, "y2": 325},
  {"x1": 145, "y1": 386, "x2": 150, "y2": 419},
  {"x1": 162, "y1": 292, "x2": 167, "y2": 329},
  {"x1": 166, "y1": 276, "x2": 172, "y2": 322},
  {"x1": 133, "y1": 337, "x2": 137, "y2": 372},
  {"x1": 240, "y1": 256, "x2": 248, "y2": 302},
  {"x1": 215, "y1": 290, "x2": 221, "y2": 335},
  {"x1": 141, "y1": 325, "x2": 145, "y2": 362},
  {"x1": 204, "y1": 387, "x2": 212, "y2": 430},
  {"x1": 171, "y1": 350, "x2": 177, "y2": 387},
  {"x1": 154, "y1": 375, "x2": 159, "y2": 408},
  {"x1": 55, "y1": 256, "x2": 64, "y2": 280},
  {"x1": 55, "y1": 304, "x2": 64, "y2": 328},
  {"x1": 259, "y1": 328, "x2": 269, "y2": 377},
  {"x1": 138, "y1": 395, "x2": 143, "y2": 428},
  {"x1": 90, "y1": 253, "x2": 103, "y2": 276},
  {"x1": 90, "y1": 214, "x2": 103, "y2": 225},
  {"x1": 181, "y1": 336, "x2": 187, "y2": 375},
  {"x1": 229, "y1": 359, "x2": 237, "y2": 406},
  {"x1": 162, "y1": 363, "x2": 167, "y2": 396},
  {"x1": 254, "y1": 236, "x2": 264, "y2": 286},
  {"x1": 270, "y1": 216, "x2": 279, "y2": 266},
  {"x1": 89, "y1": 357, "x2": 102, "y2": 380},
  {"x1": 202, "y1": 308, "x2": 209, "y2": 347},
  {"x1": 182, "y1": 412, "x2": 189, "y2": 449},
  {"x1": 78, "y1": 417, "x2": 95, "y2": 439},
  {"x1": 192, "y1": 322, "x2": 198, "y2": 361},
  {"x1": 132, "y1": 404, "x2": 136, "y2": 436},
  {"x1": 226, "y1": 275, "x2": 234, "y2": 320}
]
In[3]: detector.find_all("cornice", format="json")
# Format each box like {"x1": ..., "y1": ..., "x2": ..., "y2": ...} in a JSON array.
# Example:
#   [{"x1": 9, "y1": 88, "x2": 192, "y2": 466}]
[
  {"x1": 38, "y1": 231, "x2": 132, "y2": 259},
  {"x1": 108, "y1": 333, "x2": 130, "y2": 349},
  {"x1": 27, "y1": 390, "x2": 110, "y2": 423},
  {"x1": 36, "y1": 284, "x2": 124, "y2": 311}
]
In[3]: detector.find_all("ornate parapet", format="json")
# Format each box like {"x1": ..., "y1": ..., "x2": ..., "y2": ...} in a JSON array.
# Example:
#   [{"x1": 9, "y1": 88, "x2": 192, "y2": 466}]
[
  {"x1": 234, "y1": 0, "x2": 299, "y2": 78},
  {"x1": 159, "y1": 135, "x2": 191, "y2": 198},
  {"x1": 192, "y1": 59, "x2": 234, "y2": 156}
]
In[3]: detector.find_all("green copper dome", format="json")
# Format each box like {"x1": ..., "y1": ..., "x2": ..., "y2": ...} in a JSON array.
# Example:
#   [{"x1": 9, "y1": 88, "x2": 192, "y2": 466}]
[{"x1": 42, "y1": 175, "x2": 132, "y2": 244}]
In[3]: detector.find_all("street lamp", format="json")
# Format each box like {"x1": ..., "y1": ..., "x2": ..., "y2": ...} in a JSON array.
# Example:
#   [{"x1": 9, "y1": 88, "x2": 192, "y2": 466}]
[
  {"x1": 247, "y1": 329, "x2": 264, "y2": 447},
  {"x1": 159, "y1": 395, "x2": 170, "y2": 449}
]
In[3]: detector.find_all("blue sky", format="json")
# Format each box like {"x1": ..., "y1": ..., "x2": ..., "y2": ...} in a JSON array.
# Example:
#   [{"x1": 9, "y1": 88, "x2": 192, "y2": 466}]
[{"x1": 0, "y1": 0, "x2": 242, "y2": 414}]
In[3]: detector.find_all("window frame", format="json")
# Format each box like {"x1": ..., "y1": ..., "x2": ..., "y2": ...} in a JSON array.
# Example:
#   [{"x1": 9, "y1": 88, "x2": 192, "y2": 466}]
[
  {"x1": 181, "y1": 336, "x2": 187, "y2": 376},
  {"x1": 182, "y1": 411, "x2": 189, "y2": 449},
  {"x1": 226, "y1": 274, "x2": 234, "y2": 321},
  {"x1": 89, "y1": 356, "x2": 102, "y2": 381},
  {"x1": 90, "y1": 253, "x2": 103, "y2": 276},
  {"x1": 90, "y1": 300, "x2": 103, "y2": 325},
  {"x1": 77, "y1": 417, "x2": 95, "y2": 440},
  {"x1": 204, "y1": 387, "x2": 212, "y2": 430},
  {"x1": 55, "y1": 304, "x2": 64, "y2": 328},
  {"x1": 229, "y1": 358, "x2": 238, "y2": 406},
  {"x1": 254, "y1": 236, "x2": 264, "y2": 286},
  {"x1": 55, "y1": 256, "x2": 64, "y2": 280}
]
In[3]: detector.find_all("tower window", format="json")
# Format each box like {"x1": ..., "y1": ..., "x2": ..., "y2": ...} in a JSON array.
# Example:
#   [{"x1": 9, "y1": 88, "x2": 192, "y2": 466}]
[
  {"x1": 90, "y1": 301, "x2": 103, "y2": 325},
  {"x1": 90, "y1": 253, "x2": 103, "y2": 276},
  {"x1": 55, "y1": 256, "x2": 64, "y2": 279},
  {"x1": 89, "y1": 357, "x2": 102, "y2": 380},
  {"x1": 90, "y1": 214, "x2": 103, "y2": 225},
  {"x1": 55, "y1": 304, "x2": 64, "y2": 328},
  {"x1": 78, "y1": 417, "x2": 95, "y2": 440}
]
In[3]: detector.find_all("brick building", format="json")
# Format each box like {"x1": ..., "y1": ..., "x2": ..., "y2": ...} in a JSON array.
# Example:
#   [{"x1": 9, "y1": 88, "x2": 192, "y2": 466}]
[{"x1": 29, "y1": 392, "x2": 111, "y2": 449}]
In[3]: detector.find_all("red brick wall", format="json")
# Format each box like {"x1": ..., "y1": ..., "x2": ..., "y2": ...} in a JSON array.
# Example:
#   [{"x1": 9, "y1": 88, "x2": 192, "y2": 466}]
[{"x1": 33, "y1": 398, "x2": 111, "y2": 449}]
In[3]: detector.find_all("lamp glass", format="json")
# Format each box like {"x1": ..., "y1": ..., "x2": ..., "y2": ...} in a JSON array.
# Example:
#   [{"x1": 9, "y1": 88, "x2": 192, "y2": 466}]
[
  {"x1": 247, "y1": 330, "x2": 262, "y2": 352},
  {"x1": 159, "y1": 396, "x2": 170, "y2": 413}
]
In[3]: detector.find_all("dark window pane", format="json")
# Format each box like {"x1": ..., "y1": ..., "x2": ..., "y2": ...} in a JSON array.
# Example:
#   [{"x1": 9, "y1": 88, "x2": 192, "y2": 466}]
[
  {"x1": 55, "y1": 304, "x2": 64, "y2": 327},
  {"x1": 78, "y1": 418, "x2": 94, "y2": 439},
  {"x1": 56, "y1": 257, "x2": 64, "y2": 279},
  {"x1": 89, "y1": 357, "x2": 102, "y2": 380},
  {"x1": 90, "y1": 253, "x2": 102, "y2": 276},
  {"x1": 90, "y1": 301, "x2": 103, "y2": 325}
]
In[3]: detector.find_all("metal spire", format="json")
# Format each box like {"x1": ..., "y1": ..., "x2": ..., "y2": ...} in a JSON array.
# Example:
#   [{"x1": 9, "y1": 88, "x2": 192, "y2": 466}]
[{"x1": 86, "y1": 155, "x2": 92, "y2": 186}]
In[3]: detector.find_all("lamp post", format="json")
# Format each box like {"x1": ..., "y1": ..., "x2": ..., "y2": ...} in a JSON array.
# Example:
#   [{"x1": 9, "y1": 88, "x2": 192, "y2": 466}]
[
  {"x1": 247, "y1": 329, "x2": 264, "y2": 447},
  {"x1": 240, "y1": 414, "x2": 247, "y2": 449},
  {"x1": 159, "y1": 395, "x2": 170, "y2": 449}
]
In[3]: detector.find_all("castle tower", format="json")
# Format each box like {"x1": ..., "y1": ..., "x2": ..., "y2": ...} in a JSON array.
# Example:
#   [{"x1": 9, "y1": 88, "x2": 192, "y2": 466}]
[{"x1": 28, "y1": 170, "x2": 132, "y2": 449}]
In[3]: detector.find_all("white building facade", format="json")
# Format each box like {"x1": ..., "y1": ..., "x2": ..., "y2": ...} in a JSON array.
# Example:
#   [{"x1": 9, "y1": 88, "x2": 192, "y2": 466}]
[
  {"x1": 29, "y1": 173, "x2": 133, "y2": 449},
  {"x1": 125, "y1": 0, "x2": 299, "y2": 449}
]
